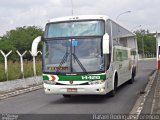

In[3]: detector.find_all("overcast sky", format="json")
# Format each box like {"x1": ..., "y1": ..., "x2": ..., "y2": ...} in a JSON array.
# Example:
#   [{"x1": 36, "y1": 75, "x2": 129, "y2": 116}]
[{"x1": 0, "y1": 0, "x2": 160, "y2": 36}]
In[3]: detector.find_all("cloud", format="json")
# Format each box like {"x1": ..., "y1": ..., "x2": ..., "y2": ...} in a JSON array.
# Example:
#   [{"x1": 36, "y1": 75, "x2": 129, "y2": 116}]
[
  {"x1": 0, "y1": 0, "x2": 45, "y2": 9},
  {"x1": 0, "y1": 0, "x2": 160, "y2": 36},
  {"x1": 49, "y1": 0, "x2": 62, "y2": 6}
]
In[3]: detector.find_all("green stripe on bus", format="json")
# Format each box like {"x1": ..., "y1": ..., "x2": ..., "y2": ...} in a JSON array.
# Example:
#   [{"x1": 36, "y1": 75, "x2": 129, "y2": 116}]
[
  {"x1": 43, "y1": 74, "x2": 106, "y2": 81},
  {"x1": 58, "y1": 75, "x2": 106, "y2": 81},
  {"x1": 43, "y1": 75, "x2": 49, "y2": 80}
]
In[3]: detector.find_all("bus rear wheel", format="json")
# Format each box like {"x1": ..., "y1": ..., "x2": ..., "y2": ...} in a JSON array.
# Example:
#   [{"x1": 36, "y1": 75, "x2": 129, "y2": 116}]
[
  {"x1": 129, "y1": 73, "x2": 135, "y2": 84},
  {"x1": 63, "y1": 94, "x2": 71, "y2": 98}
]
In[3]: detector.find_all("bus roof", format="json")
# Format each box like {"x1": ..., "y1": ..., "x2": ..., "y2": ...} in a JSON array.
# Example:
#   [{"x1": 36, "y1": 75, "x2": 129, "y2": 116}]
[
  {"x1": 48, "y1": 15, "x2": 109, "y2": 23},
  {"x1": 48, "y1": 15, "x2": 135, "y2": 37}
]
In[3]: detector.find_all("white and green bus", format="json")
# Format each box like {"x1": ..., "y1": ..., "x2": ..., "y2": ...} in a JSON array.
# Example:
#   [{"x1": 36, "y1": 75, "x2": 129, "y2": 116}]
[{"x1": 31, "y1": 15, "x2": 138, "y2": 97}]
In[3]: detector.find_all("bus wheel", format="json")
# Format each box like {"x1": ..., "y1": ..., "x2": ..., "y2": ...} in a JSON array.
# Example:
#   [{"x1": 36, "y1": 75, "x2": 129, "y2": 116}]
[
  {"x1": 129, "y1": 73, "x2": 135, "y2": 84},
  {"x1": 63, "y1": 94, "x2": 71, "y2": 98},
  {"x1": 108, "y1": 78, "x2": 117, "y2": 97}
]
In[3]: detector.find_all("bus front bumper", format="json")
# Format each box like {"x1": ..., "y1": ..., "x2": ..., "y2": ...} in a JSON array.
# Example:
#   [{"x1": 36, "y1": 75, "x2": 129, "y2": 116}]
[{"x1": 43, "y1": 83, "x2": 107, "y2": 95}]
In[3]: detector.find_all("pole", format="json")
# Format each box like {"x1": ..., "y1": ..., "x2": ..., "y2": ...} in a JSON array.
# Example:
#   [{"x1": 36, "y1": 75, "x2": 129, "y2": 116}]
[
  {"x1": 29, "y1": 51, "x2": 39, "y2": 84},
  {"x1": 0, "y1": 50, "x2": 12, "y2": 81},
  {"x1": 142, "y1": 35, "x2": 145, "y2": 58},
  {"x1": 16, "y1": 50, "x2": 27, "y2": 79},
  {"x1": 116, "y1": 11, "x2": 131, "y2": 21},
  {"x1": 33, "y1": 56, "x2": 36, "y2": 76},
  {"x1": 29, "y1": 51, "x2": 37, "y2": 77},
  {"x1": 156, "y1": 32, "x2": 160, "y2": 70}
]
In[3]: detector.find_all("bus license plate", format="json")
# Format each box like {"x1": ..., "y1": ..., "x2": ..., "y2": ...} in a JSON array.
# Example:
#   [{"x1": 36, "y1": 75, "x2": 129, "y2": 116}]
[{"x1": 67, "y1": 88, "x2": 77, "y2": 92}]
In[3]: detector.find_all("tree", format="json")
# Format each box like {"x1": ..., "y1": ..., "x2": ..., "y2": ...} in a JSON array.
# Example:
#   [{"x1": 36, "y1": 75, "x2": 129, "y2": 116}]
[
  {"x1": 0, "y1": 26, "x2": 43, "y2": 62},
  {"x1": 135, "y1": 30, "x2": 156, "y2": 56}
]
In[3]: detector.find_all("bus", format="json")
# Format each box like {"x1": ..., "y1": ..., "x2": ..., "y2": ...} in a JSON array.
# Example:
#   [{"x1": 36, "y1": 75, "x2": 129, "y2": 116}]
[{"x1": 31, "y1": 15, "x2": 138, "y2": 97}]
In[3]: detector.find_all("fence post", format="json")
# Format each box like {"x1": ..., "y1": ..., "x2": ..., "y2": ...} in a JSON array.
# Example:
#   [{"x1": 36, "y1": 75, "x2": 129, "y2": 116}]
[
  {"x1": 37, "y1": 51, "x2": 42, "y2": 55},
  {"x1": 30, "y1": 51, "x2": 42, "y2": 84},
  {"x1": 0, "y1": 50, "x2": 12, "y2": 81},
  {"x1": 30, "y1": 51, "x2": 36, "y2": 77},
  {"x1": 30, "y1": 51, "x2": 42, "y2": 77},
  {"x1": 16, "y1": 50, "x2": 27, "y2": 79}
]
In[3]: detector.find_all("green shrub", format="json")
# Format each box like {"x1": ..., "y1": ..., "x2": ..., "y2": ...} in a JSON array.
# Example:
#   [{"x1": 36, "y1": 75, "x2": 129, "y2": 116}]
[{"x1": 0, "y1": 60, "x2": 42, "y2": 82}]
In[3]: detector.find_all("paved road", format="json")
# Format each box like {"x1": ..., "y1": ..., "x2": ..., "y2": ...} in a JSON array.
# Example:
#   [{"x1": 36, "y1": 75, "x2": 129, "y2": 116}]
[{"x1": 0, "y1": 60, "x2": 156, "y2": 114}]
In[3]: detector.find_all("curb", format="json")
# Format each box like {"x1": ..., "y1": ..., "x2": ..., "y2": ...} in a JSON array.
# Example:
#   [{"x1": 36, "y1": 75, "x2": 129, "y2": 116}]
[
  {"x1": 0, "y1": 84, "x2": 43, "y2": 100},
  {"x1": 129, "y1": 69, "x2": 158, "y2": 117}
]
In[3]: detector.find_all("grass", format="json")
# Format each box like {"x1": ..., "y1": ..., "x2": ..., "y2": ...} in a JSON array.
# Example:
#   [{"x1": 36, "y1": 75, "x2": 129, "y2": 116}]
[{"x1": 0, "y1": 60, "x2": 42, "y2": 82}]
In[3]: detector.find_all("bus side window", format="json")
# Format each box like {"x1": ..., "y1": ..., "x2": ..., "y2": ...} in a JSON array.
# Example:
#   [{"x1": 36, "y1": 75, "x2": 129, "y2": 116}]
[
  {"x1": 122, "y1": 50, "x2": 128, "y2": 60},
  {"x1": 119, "y1": 51, "x2": 123, "y2": 61},
  {"x1": 116, "y1": 49, "x2": 122, "y2": 61}
]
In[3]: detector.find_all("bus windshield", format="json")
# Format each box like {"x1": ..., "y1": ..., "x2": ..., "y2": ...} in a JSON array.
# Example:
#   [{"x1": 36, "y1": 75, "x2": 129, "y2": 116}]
[
  {"x1": 43, "y1": 38, "x2": 105, "y2": 74},
  {"x1": 45, "y1": 20, "x2": 104, "y2": 38}
]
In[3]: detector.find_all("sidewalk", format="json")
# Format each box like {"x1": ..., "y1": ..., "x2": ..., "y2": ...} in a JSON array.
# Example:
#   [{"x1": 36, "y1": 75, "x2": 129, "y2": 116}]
[
  {"x1": 0, "y1": 76, "x2": 43, "y2": 100},
  {"x1": 140, "y1": 70, "x2": 160, "y2": 114},
  {"x1": 152, "y1": 71, "x2": 160, "y2": 114},
  {"x1": 0, "y1": 76, "x2": 42, "y2": 93},
  {"x1": 129, "y1": 69, "x2": 160, "y2": 119}
]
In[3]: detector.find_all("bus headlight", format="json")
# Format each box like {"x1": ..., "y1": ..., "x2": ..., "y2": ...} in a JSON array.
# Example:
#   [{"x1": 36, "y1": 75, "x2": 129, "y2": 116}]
[
  {"x1": 88, "y1": 80, "x2": 105, "y2": 85},
  {"x1": 44, "y1": 80, "x2": 56, "y2": 85}
]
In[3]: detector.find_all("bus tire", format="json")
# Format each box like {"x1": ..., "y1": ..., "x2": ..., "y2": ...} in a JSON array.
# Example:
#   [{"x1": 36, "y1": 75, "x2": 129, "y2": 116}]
[
  {"x1": 63, "y1": 94, "x2": 71, "y2": 98},
  {"x1": 108, "y1": 75, "x2": 118, "y2": 97},
  {"x1": 134, "y1": 67, "x2": 136, "y2": 76},
  {"x1": 129, "y1": 72, "x2": 135, "y2": 84}
]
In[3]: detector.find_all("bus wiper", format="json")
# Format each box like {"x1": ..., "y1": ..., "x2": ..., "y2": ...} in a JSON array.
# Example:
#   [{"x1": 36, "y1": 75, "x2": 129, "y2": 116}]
[
  {"x1": 55, "y1": 52, "x2": 69, "y2": 73},
  {"x1": 72, "y1": 53, "x2": 88, "y2": 73}
]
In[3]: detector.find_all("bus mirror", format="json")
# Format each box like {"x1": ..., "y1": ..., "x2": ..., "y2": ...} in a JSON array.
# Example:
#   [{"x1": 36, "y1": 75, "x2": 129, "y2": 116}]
[
  {"x1": 31, "y1": 36, "x2": 41, "y2": 56},
  {"x1": 103, "y1": 33, "x2": 109, "y2": 54}
]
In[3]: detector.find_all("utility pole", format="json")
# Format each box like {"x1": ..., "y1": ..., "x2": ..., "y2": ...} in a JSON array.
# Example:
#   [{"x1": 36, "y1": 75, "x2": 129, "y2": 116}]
[{"x1": 141, "y1": 30, "x2": 145, "y2": 58}]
